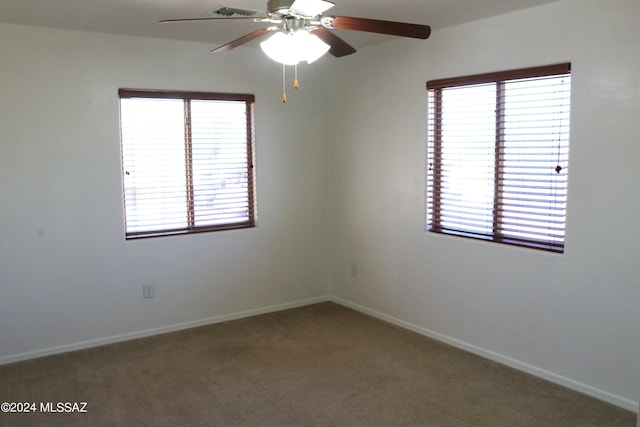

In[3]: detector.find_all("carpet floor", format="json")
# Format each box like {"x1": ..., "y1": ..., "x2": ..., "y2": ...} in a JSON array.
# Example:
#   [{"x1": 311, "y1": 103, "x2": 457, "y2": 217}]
[{"x1": 0, "y1": 302, "x2": 635, "y2": 426}]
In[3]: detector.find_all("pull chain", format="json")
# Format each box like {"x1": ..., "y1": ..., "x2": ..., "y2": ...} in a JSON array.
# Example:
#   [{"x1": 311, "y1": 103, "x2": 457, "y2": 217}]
[
  {"x1": 282, "y1": 64, "x2": 287, "y2": 103},
  {"x1": 294, "y1": 64, "x2": 299, "y2": 90}
]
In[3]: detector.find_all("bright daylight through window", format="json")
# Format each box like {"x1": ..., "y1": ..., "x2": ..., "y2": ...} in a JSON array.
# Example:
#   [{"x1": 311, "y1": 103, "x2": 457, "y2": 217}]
[
  {"x1": 426, "y1": 64, "x2": 571, "y2": 252},
  {"x1": 119, "y1": 90, "x2": 255, "y2": 239}
]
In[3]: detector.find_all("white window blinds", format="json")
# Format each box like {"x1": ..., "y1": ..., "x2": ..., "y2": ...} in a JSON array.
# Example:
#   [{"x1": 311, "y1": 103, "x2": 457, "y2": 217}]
[
  {"x1": 427, "y1": 64, "x2": 571, "y2": 252},
  {"x1": 119, "y1": 90, "x2": 255, "y2": 239}
]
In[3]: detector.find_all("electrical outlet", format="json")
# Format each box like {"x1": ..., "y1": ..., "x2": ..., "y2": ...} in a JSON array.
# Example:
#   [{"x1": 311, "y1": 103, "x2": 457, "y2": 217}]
[
  {"x1": 143, "y1": 283, "x2": 155, "y2": 299},
  {"x1": 350, "y1": 263, "x2": 358, "y2": 277}
]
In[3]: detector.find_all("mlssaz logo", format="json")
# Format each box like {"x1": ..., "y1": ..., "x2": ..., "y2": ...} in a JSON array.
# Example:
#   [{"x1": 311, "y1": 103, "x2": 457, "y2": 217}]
[{"x1": 40, "y1": 402, "x2": 88, "y2": 413}]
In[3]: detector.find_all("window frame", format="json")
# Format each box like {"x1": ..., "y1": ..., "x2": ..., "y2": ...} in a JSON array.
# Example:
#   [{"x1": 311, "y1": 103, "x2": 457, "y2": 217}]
[
  {"x1": 426, "y1": 63, "x2": 571, "y2": 253},
  {"x1": 118, "y1": 89, "x2": 256, "y2": 240}
]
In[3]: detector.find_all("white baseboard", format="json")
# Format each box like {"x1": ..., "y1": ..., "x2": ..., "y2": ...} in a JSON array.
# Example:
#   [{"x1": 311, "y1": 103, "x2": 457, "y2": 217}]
[
  {"x1": 330, "y1": 296, "x2": 639, "y2": 413},
  {"x1": 0, "y1": 295, "x2": 330, "y2": 366}
]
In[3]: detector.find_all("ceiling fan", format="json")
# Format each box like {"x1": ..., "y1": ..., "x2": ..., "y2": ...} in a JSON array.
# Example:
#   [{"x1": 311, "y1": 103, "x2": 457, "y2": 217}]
[
  {"x1": 161, "y1": 0, "x2": 431, "y2": 101},
  {"x1": 160, "y1": 0, "x2": 431, "y2": 60}
]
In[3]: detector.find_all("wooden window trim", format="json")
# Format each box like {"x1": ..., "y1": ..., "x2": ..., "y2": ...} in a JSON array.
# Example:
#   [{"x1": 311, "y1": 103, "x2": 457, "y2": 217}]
[{"x1": 427, "y1": 63, "x2": 571, "y2": 90}]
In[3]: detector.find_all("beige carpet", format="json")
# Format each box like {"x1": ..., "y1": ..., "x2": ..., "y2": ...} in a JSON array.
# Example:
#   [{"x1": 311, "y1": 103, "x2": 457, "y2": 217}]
[{"x1": 0, "y1": 302, "x2": 635, "y2": 426}]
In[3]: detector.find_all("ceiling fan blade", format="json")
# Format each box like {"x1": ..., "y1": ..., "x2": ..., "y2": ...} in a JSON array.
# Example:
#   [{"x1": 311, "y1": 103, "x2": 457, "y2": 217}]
[
  {"x1": 211, "y1": 27, "x2": 277, "y2": 53},
  {"x1": 311, "y1": 28, "x2": 357, "y2": 57},
  {"x1": 290, "y1": 0, "x2": 334, "y2": 18},
  {"x1": 324, "y1": 16, "x2": 431, "y2": 39},
  {"x1": 159, "y1": 17, "x2": 265, "y2": 23}
]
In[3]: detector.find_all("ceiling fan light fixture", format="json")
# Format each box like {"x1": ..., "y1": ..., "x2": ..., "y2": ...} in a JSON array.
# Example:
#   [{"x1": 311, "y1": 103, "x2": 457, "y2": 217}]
[{"x1": 260, "y1": 30, "x2": 330, "y2": 65}]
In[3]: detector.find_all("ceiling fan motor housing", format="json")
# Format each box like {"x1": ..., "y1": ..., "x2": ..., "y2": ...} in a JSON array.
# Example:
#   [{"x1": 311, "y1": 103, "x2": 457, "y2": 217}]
[{"x1": 267, "y1": 0, "x2": 296, "y2": 17}]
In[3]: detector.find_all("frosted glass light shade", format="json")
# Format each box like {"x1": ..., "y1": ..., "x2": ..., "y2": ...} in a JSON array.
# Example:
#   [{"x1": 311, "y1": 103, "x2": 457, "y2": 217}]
[
  {"x1": 294, "y1": 30, "x2": 330, "y2": 64},
  {"x1": 260, "y1": 32, "x2": 300, "y2": 65},
  {"x1": 260, "y1": 31, "x2": 330, "y2": 65}
]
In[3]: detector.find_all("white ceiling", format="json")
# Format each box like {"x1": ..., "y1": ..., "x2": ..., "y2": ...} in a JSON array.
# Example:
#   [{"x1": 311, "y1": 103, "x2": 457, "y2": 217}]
[{"x1": 0, "y1": 0, "x2": 560, "y2": 51}]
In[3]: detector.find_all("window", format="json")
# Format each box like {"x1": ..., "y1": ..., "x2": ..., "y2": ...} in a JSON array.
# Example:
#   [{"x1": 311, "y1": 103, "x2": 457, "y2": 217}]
[
  {"x1": 426, "y1": 64, "x2": 571, "y2": 253},
  {"x1": 118, "y1": 89, "x2": 256, "y2": 239}
]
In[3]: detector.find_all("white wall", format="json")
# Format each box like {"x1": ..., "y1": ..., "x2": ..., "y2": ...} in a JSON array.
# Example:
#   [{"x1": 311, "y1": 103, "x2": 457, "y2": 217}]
[
  {"x1": 0, "y1": 23, "x2": 331, "y2": 362},
  {"x1": 328, "y1": 0, "x2": 640, "y2": 411}
]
